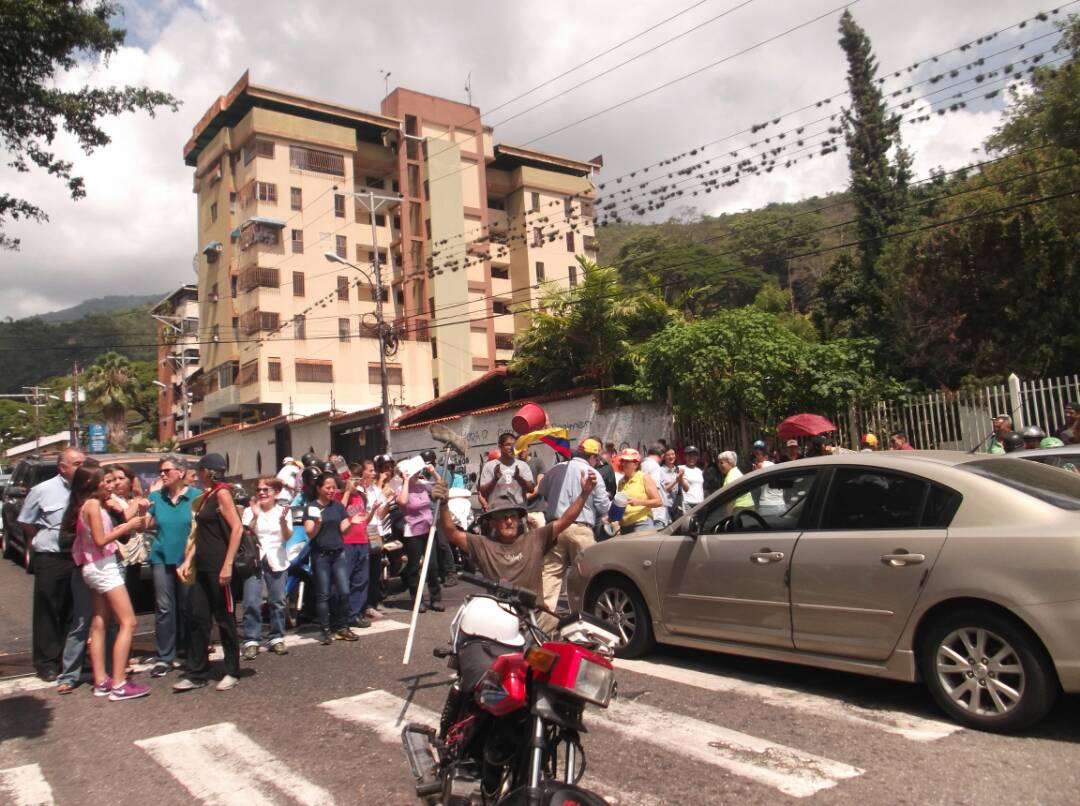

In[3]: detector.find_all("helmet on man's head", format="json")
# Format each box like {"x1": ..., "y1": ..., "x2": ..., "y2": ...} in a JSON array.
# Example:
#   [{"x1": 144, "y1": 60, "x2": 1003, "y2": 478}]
[
  {"x1": 1001, "y1": 431, "x2": 1025, "y2": 453},
  {"x1": 301, "y1": 452, "x2": 320, "y2": 468},
  {"x1": 300, "y1": 465, "x2": 322, "y2": 491},
  {"x1": 420, "y1": 449, "x2": 437, "y2": 465}
]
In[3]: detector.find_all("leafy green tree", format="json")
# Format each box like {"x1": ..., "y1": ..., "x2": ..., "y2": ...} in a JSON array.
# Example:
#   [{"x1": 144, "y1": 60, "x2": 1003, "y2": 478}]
[
  {"x1": 723, "y1": 206, "x2": 824, "y2": 297},
  {"x1": 1, "y1": 0, "x2": 180, "y2": 249},
  {"x1": 636, "y1": 307, "x2": 897, "y2": 428},
  {"x1": 814, "y1": 10, "x2": 911, "y2": 339},
  {"x1": 83, "y1": 350, "x2": 137, "y2": 448},
  {"x1": 509, "y1": 257, "x2": 675, "y2": 396}
]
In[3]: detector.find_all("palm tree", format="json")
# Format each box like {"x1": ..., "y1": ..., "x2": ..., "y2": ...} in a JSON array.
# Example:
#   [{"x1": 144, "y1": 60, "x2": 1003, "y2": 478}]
[{"x1": 84, "y1": 352, "x2": 137, "y2": 450}]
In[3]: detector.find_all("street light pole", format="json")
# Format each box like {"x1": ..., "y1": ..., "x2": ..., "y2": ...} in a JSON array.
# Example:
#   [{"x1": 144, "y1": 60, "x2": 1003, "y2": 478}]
[{"x1": 328, "y1": 188, "x2": 401, "y2": 455}]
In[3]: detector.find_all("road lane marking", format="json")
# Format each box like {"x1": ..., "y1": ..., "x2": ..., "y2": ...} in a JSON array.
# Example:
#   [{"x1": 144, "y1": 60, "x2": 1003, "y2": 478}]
[
  {"x1": 135, "y1": 722, "x2": 334, "y2": 805},
  {"x1": 0, "y1": 677, "x2": 53, "y2": 699},
  {"x1": 202, "y1": 619, "x2": 409, "y2": 661},
  {"x1": 0, "y1": 764, "x2": 56, "y2": 806},
  {"x1": 597, "y1": 698, "x2": 863, "y2": 798},
  {"x1": 320, "y1": 690, "x2": 658, "y2": 804},
  {"x1": 616, "y1": 658, "x2": 958, "y2": 742}
]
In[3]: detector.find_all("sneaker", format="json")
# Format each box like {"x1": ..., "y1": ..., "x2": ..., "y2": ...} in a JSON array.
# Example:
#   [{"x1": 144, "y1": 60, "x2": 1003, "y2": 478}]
[
  {"x1": 334, "y1": 627, "x2": 359, "y2": 642},
  {"x1": 93, "y1": 678, "x2": 112, "y2": 697},
  {"x1": 109, "y1": 680, "x2": 150, "y2": 701},
  {"x1": 269, "y1": 641, "x2": 288, "y2": 656},
  {"x1": 242, "y1": 644, "x2": 259, "y2": 661},
  {"x1": 319, "y1": 630, "x2": 334, "y2": 646},
  {"x1": 363, "y1": 607, "x2": 385, "y2": 621},
  {"x1": 150, "y1": 663, "x2": 170, "y2": 678},
  {"x1": 172, "y1": 677, "x2": 208, "y2": 692},
  {"x1": 429, "y1": 600, "x2": 446, "y2": 613},
  {"x1": 443, "y1": 573, "x2": 459, "y2": 588},
  {"x1": 350, "y1": 616, "x2": 372, "y2": 629},
  {"x1": 216, "y1": 675, "x2": 239, "y2": 692}
]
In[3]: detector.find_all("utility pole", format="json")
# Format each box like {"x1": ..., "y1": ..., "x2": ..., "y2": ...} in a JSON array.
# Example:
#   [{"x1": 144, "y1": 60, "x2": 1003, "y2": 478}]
[
  {"x1": 71, "y1": 361, "x2": 81, "y2": 449},
  {"x1": 22, "y1": 386, "x2": 45, "y2": 452}
]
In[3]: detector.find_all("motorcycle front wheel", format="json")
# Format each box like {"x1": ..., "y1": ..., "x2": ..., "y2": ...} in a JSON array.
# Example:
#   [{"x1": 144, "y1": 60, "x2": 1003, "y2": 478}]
[{"x1": 494, "y1": 780, "x2": 610, "y2": 806}]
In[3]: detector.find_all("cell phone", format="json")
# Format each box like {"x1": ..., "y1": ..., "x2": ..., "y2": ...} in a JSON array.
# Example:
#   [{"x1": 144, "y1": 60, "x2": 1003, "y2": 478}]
[{"x1": 307, "y1": 505, "x2": 321, "y2": 519}]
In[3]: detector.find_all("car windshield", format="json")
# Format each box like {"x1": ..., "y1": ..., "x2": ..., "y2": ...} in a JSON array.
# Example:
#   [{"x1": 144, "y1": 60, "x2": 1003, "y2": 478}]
[{"x1": 961, "y1": 458, "x2": 1080, "y2": 510}]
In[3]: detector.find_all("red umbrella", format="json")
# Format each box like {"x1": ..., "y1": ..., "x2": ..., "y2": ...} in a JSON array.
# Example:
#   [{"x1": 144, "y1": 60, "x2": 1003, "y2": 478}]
[{"x1": 777, "y1": 413, "x2": 838, "y2": 441}]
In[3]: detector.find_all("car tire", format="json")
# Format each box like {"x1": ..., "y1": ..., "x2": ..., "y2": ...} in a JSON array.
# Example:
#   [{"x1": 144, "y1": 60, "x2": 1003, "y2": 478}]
[
  {"x1": 24, "y1": 541, "x2": 34, "y2": 574},
  {"x1": 1, "y1": 529, "x2": 14, "y2": 561},
  {"x1": 919, "y1": 609, "x2": 1058, "y2": 733},
  {"x1": 586, "y1": 577, "x2": 654, "y2": 658}
]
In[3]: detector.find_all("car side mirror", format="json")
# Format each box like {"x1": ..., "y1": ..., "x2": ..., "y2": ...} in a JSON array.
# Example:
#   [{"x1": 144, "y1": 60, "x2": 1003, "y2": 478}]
[{"x1": 685, "y1": 516, "x2": 701, "y2": 538}]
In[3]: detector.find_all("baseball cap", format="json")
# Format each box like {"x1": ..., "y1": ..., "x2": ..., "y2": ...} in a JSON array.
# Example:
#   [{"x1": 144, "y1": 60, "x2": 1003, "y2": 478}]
[
  {"x1": 751, "y1": 440, "x2": 767, "y2": 451},
  {"x1": 685, "y1": 445, "x2": 700, "y2": 454},
  {"x1": 785, "y1": 439, "x2": 799, "y2": 448},
  {"x1": 197, "y1": 453, "x2": 227, "y2": 472},
  {"x1": 617, "y1": 447, "x2": 642, "y2": 463},
  {"x1": 861, "y1": 433, "x2": 878, "y2": 447},
  {"x1": 578, "y1": 438, "x2": 602, "y2": 455}
]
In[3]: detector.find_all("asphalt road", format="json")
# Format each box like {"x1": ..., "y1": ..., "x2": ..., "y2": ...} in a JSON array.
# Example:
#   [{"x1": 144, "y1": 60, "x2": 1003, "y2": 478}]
[{"x1": 1, "y1": 555, "x2": 1079, "y2": 805}]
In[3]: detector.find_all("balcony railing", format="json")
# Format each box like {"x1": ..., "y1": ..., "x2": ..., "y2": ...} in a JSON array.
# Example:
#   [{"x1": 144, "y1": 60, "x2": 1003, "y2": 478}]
[{"x1": 239, "y1": 266, "x2": 280, "y2": 293}]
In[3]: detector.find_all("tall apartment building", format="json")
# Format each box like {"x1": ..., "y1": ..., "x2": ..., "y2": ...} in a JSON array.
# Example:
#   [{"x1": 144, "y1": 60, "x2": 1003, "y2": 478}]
[
  {"x1": 183, "y1": 72, "x2": 598, "y2": 433},
  {"x1": 151, "y1": 284, "x2": 200, "y2": 441}
]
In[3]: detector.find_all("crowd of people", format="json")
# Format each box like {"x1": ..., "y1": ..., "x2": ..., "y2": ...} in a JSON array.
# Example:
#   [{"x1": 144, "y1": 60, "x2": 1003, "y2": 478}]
[{"x1": 16, "y1": 403, "x2": 1078, "y2": 700}]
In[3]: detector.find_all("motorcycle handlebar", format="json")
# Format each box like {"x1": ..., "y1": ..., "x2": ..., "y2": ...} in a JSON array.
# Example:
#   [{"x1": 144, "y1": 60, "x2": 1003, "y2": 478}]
[{"x1": 458, "y1": 571, "x2": 538, "y2": 609}]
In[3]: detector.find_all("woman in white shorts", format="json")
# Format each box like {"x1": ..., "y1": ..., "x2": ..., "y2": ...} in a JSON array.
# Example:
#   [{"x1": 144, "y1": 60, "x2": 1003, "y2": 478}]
[{"x1": 64, "y1": 465, "x2": 150, "y2": 701}]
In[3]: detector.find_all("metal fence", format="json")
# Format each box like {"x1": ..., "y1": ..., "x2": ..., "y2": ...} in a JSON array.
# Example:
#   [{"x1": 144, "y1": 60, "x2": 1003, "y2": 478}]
[{"x1": 675, "y1": 372, "x2": 1080, "y2": 457}]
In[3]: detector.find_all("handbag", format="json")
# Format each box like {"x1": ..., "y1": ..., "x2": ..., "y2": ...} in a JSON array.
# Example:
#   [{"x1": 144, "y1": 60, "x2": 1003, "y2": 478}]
[{"x1": 119, "y1": 532, "x2": 149, "y2": 566}]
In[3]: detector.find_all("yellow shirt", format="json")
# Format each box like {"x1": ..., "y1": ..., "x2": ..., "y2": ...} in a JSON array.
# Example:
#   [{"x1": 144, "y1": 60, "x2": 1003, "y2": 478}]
[
  {"x1": 723, "y1": 467, "x2": 754, "y2": 509},
  {"x1": 619, "y1": 471, "x2": 650, "y2": 527}
]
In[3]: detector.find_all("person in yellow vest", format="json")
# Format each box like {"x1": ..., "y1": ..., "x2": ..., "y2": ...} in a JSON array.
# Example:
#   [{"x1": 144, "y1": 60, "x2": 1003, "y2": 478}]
[
  {"x1": 615, "y1": 449, "x2": 663, "y2": 535},
  {"x1": 718, "y1": 451, "x2": 754, "y2": 509}
]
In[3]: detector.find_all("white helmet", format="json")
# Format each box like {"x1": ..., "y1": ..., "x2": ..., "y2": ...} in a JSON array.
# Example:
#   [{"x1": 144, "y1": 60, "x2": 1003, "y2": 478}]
[{"x1": 451, "y1": 595, "x2": 524, "y2": 649}]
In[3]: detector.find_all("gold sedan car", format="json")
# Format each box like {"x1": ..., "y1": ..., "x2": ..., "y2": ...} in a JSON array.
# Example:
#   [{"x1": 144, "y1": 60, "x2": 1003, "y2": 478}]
[{"x1": 566, "y1": 452, "x2": 1080, "y2": 732}]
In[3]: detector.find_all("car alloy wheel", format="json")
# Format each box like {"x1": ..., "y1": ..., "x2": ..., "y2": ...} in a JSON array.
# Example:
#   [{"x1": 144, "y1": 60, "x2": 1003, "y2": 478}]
[
  {"x1": 920, "y1": 609, "x2": 1058, "y2": 732},
  {"x1": 935, "y1": 627, "x2": 1024, "y2": 718},
  {"x1": 588, "y1": 578, "x2": 654, "y2": 658}
]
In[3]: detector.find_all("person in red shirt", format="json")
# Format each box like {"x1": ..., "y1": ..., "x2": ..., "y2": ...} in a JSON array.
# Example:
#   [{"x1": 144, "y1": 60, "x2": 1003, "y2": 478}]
[
  {"x1": 889, "y1": 431, "x2": 916, "y2": 450},
  {"x1": 338, "y1": 470, "x2": 372, "y2": 629}
]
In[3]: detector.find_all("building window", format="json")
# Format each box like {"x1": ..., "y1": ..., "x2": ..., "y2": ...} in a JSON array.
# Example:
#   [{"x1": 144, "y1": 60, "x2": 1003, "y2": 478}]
[
  {"x1": 293, "y1": 314, "x2": 306, "y2": 340},
  {"x1": 296, "y1": 360, "x2": 333, "y2": 383},
  {"x1": 209, "y1": 282, "x2": 219, "y2": 302},
  {"x1": 409, "y1": 203, "x2": 421, "y2": 233},
  {"x1": 489, "y1": 196, "x2": 506, "y2": 212},
  {"x1": 492, "y1": 265, "x2": 508, "y2": 280},
  {"x1": 238, "y1": 360, "x2": 259, "y2": 386},
  {"x1": 338, "y1": 318, "x2": 351, "y2": 342},
  {"x1": 531, "y1": 192, "x2": 540, "y2": 212},
  {"x1": 369, "y1": 364, "x2": 403, "y2": 385},
  {"x1": 495, "y1": 334, "x2": 514, "y2": 351},
  {"x1": 212, "y1": 324, "x2": 219, "y2": 342},
  {"x1": 565, "y1": 232, "x2": 574, "y2": 252},
  {"x1": 334, "y1": 194, "x2": 345, "y2": 218},
  {"x1": 268, "y1": 359, "x2": 282, "y2": 381},
  {"x1": 230, "y1": 274, "x2": 238, "y2": 298},
  {"x1": 404, "y1": 115, "x2": 418, "y2": 137},
  {"x1": 335, "y1": 235, "x2": 347, "y2": 259},
  {"x1": 291, "y1": 186, "x2": 302, "y2": 210},
  {"x1": 407, "y1": 164, "x2": 420, "y2": 198},
  {"x1": 239, "y1": 266, "x2": 280, "y2": 292},
  {"x1": 375, "y1": 213, "x2": 386, "y2": 227},
  {"x1": 410, "y1": 241, "x2": 423, "y2": 273},
  {"x1": 255, "y1": 182, "x2": 277, "y2": 203},
  {"x1": 292, "y1": 271, "x2": 305, "y2": 296},
  {"x1": 243, "y1": 138, "x2": 274, "y2": 164},
  {"x1": 337, "y1": 275, "x2": 350, "y2": 301},
  {"x1": 532, "y1": 227, "x2": 543, "y2": 247},
  {"x1": 364, "y1": 176, "x2": 386, "y2": 190},
  {"x1": 239, "y1": 309, "x2": 280, "y2": 334},
  {"x1": 564, "y1": 197, "x2": 574, "y2": 218},
  {"x1": 291, "y1": 229, "x2": 303, "y2": 254},
  {"x1": 492, "y1": 299, "x2": 510, "y2": 315},
  {"x1": 209, "y1": 202, "x2": 217, "y2": 223},
  {"x1": 568, "y1": 264, "x2": 578, "y2": 287},
  {"x1": 536, "y1": 261, "x2": 545, "y2": 282},
  {"x1": 289, "y1": 145, "x2": 344, "y2": 176}
]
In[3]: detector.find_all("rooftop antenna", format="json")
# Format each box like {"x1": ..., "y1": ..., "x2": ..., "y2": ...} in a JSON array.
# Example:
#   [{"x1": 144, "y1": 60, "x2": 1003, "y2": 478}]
[
  {"x1": 464, "y1": 71, "x2": 472, "y2": 106},
  {"x1": 380, "y1": 69, "x2": 392, "y2": 98}
]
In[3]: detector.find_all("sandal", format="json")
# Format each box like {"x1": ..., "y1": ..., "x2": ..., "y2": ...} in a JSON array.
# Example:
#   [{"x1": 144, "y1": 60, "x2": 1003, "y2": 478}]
[{"x1": 56, "y1": 683, "x2": 76, "y2": 695}]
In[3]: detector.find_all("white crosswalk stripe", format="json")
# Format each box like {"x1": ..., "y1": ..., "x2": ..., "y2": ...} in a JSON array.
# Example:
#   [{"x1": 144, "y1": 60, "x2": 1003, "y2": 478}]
[
  {"x1": 318, "y1": 690, "x2": 662, "y2": 805},
  {"x1": 0, "y1": 764, "x2": 56, "y2": 806},
  {"x1": 616, "y1": 657, "x2": 959, "y2": 742},
  {"x1": 135, "y1": 722, "x2": 334, "y2": 805},
  {"x1": 597, "y1": 697, "x2": 863, "y2": 798}
]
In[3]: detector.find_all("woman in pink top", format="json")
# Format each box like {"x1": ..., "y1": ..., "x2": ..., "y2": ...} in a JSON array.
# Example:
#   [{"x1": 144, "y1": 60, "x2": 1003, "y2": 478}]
[{"x1": 62, "y1": 465, "x2": 150, "y2": 701}]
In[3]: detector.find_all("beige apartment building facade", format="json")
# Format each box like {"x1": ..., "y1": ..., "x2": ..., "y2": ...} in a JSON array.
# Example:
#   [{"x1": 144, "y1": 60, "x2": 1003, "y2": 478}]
[{"x1": 183, "y1": 72, "x2": 598, "y2": 440}]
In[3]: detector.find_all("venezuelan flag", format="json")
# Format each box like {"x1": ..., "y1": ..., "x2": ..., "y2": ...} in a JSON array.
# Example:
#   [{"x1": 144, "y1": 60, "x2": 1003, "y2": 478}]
[{"x1": 515, "y1": 427, "x2": 571, "y2": 458}]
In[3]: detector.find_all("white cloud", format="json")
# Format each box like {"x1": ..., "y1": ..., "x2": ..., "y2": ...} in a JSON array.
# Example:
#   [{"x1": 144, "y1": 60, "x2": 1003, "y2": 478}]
[{"x1": 0, "y1": 0, "x2": 1060, "y2": 318}]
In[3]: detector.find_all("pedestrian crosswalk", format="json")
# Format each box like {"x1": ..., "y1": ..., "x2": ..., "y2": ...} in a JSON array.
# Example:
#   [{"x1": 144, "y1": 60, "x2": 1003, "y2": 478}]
[{"x1": 0, "y1": 625, "x2": 971, "y2": 804}]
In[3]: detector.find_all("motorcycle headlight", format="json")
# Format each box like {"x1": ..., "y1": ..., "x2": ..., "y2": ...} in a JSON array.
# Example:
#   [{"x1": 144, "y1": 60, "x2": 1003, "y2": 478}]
[{"x1": 571, "y1": 657, "x2": 615, "y2": 707}]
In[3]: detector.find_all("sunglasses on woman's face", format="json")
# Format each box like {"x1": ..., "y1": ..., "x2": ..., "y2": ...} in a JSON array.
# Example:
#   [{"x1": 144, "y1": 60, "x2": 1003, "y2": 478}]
[{"x1": 257, "y1": 487, "x2": 272, "y2": 493}]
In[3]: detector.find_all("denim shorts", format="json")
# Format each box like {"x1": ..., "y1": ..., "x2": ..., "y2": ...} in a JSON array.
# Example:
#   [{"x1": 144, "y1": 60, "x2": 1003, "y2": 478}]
[{"x1": 81, "y1": 554, "x2": 125, "y2": 594}]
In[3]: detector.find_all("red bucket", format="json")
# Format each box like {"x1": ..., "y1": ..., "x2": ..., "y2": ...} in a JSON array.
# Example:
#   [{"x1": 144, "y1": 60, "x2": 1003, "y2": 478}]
[{"x1": 512, "y1": 403, "x2": 547, "y2": 436}]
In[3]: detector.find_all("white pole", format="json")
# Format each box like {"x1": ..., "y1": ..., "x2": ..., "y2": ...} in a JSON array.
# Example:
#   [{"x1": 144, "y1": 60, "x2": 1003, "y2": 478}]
[{"x1": 1008, "y1": 373, "x2": 1024, "y2": 429}]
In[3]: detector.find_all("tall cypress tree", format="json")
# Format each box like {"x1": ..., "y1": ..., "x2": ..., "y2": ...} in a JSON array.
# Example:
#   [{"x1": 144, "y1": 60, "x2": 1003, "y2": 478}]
[{"x1": 814, "y1": 10, "x2": 911, "y2": 339}]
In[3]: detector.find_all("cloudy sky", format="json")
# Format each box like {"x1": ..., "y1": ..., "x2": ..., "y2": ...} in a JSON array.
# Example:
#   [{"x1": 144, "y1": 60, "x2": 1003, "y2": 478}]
[{"x1": 0, "y1": 0, "x2": 1065, "y2": 319}]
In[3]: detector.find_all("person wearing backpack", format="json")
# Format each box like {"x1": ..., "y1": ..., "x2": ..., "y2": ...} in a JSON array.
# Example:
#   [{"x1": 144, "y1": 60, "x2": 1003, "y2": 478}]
[
  {"x1": 240, "y1": 477, "x2": 292, "y2": 660},
  {"x1": 173, "y1": 453, "x2": 243, "y2": 693}
]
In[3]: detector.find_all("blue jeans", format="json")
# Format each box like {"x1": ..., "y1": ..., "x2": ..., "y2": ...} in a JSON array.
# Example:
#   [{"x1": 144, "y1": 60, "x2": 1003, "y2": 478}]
[
  {"x1": 344, "y1": 543, "x2": 370, "y2": 622},
  {"x1": 152, "y1": 562, "x2": 188, "y2": 664},
  {"x1": 621, "y1": 517, "x2": 655, "y2": 535},
  {"x1": 242, "y1": 561, "x2": 287, "y2": 645},
  {"x1": 313, "y1": 548, "x2": 349, "y2": 631},
  {"x1": 58, "y1": 570, "x2": 91, "y2": 685}
]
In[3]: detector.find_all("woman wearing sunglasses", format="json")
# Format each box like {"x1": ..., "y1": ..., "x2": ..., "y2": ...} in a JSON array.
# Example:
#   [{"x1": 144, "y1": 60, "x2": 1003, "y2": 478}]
[{"x1": 240, "y1": 477, "x2": 292, "y2": 659}]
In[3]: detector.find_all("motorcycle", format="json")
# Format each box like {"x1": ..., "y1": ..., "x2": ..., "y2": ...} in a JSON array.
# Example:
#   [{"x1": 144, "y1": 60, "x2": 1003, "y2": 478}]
[{"x1": 402, "y1": 572, "x2": 620, "y2": 806}]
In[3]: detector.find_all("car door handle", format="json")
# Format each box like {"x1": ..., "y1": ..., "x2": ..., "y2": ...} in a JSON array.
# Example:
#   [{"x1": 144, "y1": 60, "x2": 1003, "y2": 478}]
[
  {"x1": 750, "y1": 551, "x2": 785, "y2": 564},
  {"x1": 881, "y1": 552, "x2": 926, "y2": 567}
]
